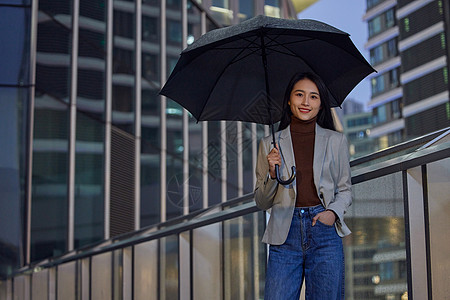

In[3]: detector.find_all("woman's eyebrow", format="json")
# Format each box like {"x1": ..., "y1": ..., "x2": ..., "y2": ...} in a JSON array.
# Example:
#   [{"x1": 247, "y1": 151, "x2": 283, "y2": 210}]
[{"x1": 293, "y1": 89, "x2": 320, "y2": 96}]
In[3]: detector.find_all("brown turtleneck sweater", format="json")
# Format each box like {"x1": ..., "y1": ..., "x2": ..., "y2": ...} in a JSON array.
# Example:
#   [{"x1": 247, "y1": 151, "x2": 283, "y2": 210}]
[{"x1": 290, "y1": 116, "x2": 321, "y2": 207}]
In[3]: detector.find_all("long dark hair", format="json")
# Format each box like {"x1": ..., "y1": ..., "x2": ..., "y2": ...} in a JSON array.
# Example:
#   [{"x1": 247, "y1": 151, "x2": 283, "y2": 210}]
[{"x1": 278, "y1": 72, "x2": 336, "y2": 131}]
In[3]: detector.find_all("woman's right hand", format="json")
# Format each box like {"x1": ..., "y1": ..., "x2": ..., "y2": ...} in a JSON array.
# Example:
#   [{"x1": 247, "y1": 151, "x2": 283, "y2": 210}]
[{"x1": 267, "y1": 143, "x2": 282, "y2": 179}]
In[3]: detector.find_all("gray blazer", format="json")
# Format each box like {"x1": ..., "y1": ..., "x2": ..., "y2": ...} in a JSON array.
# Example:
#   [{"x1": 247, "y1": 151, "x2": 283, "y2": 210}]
[{"x1": 254, "y1": 124, "x2": 352, "y2": 245}]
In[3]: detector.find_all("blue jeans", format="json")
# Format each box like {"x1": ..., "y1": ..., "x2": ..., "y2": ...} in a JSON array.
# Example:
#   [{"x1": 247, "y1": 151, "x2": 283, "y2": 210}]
[{"x1": 265, "y1": 205, "x2": 344, "y2": 300}]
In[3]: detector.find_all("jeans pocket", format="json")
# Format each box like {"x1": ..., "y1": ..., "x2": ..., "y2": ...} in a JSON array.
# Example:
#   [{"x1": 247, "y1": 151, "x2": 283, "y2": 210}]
[{"x1": 316, "y1": 219, "x2": 335, "y2": 228}]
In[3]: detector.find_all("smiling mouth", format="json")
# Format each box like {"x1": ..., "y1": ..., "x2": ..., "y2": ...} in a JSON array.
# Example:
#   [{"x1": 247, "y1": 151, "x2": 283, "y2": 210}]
[{"x1": 299, "y1": 108, "x2": 311, "y2": 113}]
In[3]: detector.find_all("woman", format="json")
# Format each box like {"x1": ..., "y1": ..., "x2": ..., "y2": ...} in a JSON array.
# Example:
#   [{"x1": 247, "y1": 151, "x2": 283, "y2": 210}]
[{"x1": 254, "y1": 72, "x2": 352, "y2": 300}]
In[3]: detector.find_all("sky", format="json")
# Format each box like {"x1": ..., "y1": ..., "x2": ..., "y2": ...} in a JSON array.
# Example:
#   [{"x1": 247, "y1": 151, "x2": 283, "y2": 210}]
[{"x1": 297, "y1": 0, "x2": 372, "y2": 110}]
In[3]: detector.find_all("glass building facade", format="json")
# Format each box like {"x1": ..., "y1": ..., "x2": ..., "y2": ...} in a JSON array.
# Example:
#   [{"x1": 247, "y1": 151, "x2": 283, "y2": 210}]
[
  {"x1": 365, "y1": 0, "x2": 450, "y2": 150},
  {"x1": 0, "y1": 0, "x2": 296, "y2": 277}
]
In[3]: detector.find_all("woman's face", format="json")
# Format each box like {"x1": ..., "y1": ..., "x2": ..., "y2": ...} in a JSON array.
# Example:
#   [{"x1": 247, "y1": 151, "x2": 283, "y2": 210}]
[{"x1": 288, "y1": 78, "x2": 321, "y2": 122}]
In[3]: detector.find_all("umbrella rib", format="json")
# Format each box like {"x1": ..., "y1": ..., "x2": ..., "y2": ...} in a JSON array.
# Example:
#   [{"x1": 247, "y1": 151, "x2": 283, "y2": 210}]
[
  {"x1": 267, "y1": 38, "x2": 315, "y2": 48},
  {"x1": 196, "y1": 39, "x2": 260, "y2": 120},
  {"x1": 224, "y1": 34, "x2": 296, "y2": 65},
  {"x1": 263, "y1": 33, "x2": 343, "y2": 103},
  {"x1": 220, "y1": 35, "x2": 263, "y2": 64},
  {"x1": 229, "y1": 47, "x2": 262, "y2": 65}
]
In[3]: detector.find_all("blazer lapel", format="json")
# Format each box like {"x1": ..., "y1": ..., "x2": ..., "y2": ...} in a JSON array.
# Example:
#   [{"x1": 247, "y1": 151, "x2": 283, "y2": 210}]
[{"x1": 313, "y1": 124, "x2": 328, "y2": 191}]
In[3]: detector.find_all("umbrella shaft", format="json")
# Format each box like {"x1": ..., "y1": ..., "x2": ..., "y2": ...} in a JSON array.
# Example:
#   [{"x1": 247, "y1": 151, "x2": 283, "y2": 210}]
[{"x1": 260, "y1": 32, "x2": 276, "y2": 147}]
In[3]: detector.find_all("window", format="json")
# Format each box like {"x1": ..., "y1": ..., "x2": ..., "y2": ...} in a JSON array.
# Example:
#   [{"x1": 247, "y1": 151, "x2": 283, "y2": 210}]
[
  {"x1": 142, "y1": 17, "x2": 158, "y2": 42},
  {"x1": 373, "y1": 105, "x2": 387, "y2": 124},
  {"x1": 389, "y1": 68, "x2": 399, "y2": 89},
  {"x1": 370, "y1": 38, "x2": 398, "y2": 65},
  {"x1": 367, "y1": 0, "x2": 386, "y2": 10},
  {"x1": 391, "y1": 99, "x2": 401, "y2": 119},
  {"x1": 372, "y1": 98, "x2": 402, "y2": 125},
  {"x1": 401, "y1": 34, "x2": 446, "y2": 72},
  {"x1": 368, "y1": 8, "x2": 396, "y2": 38},
  {"x1": 387, "y1": 39, "x2": 397, "y2": 57},
  {"x1": 371, "y1": 67, "x2": 400, "y2": 96},
  {"x1": 403, "y1": 68, "x2": 448, "y2": 106},
  {"x1": 388, "y1": 130, "x2": 403, "y2": 145},
  {"x1": 167, "y1": 20, "x2": 182, "y2": 44},
  {"x1": 370, "y1": 45, "x2": 383, "y2": 66},
  {"x1": 399, "y1": 1, "x2": 444, "y2": 39},
  {"x1": 347, "y1": 116, "x2": 371, "y2": 128},
  {"x1": 113, "y1": 10, "x2": 134, "y2": 39}
]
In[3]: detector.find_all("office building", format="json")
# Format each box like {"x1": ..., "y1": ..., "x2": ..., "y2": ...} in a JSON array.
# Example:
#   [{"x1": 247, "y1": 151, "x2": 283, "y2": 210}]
[
  {"x1": 0, "y1": 0, "x2": 298, "y2": 279},
  {"x1": 343, "y1": 111, "x2": 374, "y2": 158},
  {"x1": 365, "y1": 0, "x2": 450, "y2": 149},
  {"x1": 334, "y1": 99, "x2": 375, "y2": 158}
]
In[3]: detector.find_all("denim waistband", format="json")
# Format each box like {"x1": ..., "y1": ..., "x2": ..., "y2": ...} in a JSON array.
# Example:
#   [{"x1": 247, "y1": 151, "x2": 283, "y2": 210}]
[{"x1": 294, "y1": 204, "x2": 325, "y2": 217}]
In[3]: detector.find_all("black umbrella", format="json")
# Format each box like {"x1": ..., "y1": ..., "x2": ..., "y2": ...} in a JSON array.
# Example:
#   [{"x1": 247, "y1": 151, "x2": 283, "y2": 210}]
[{"x1": 160, "y1": 15, "x2": 375, "y2": 184}]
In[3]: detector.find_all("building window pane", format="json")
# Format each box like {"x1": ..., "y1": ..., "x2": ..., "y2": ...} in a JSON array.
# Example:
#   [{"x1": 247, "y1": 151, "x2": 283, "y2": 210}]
[
  {"x1": 368, "y1": 8, "x2": 395, "y2": 38},
  {"x1": 0, "y1": 7, "x2": 30, "y2": 85},
  {"x1": 0, "y1": 87, "x2": 29, "y2": 276},
  {"x1": 74, "y1": 112, "x2": 105, "y2": 248},
  {"x1": 31, "y1": 98, "x2": 69, "y2": 261}
]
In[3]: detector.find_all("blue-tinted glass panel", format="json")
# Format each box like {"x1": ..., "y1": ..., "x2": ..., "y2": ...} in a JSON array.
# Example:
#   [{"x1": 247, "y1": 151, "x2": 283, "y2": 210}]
[
  {"x1": 36, "y1": 0, "x2": 72, "y2": 103},
  {"x1": 140, "y1": 147, "x2": 161, "y2": 226},
  {"x1": 368, "y1": 8, "x2": 396, "y2": 38},
  {"x1": 166, "y1": 119, "x2": 184, "y2": 219},
  {"x1": 112, "y1": 4, "x2": 135, "y2": 135},
  {"x1": 239, "y1": 0, "x2": 254, "y2": 21},
  {"x1": 210, "y1": 0, "x2": 232, "y2": 25},
  {"x1": 264, "y1": 0, "x2": 280, "y2": 17},
  {"x1": 79, "y1": 0, "x2": 105, "y2": 21},
  {"x1": 367, "y1": 0, "x2": 386, "y2": 10},
  {"x1": 0, "y1": 0, "x2": 31, "y2": 4},
  {"x1": 142, "y1": 16, "x2": 158, "y2": 43},
  {"x1": 74, "y1": 0, "x2": 106, "y2": 246},
  {"x1": 74, "y1": 112, "x2": 104, "y2": 248},
  {"x1": 31, "y1": 96, "x2": 69, "y2": 261},
  {"x1": 31, "y1": 0, "x2": 72, "y2": 261},
  {"x1": 0, "y1": 7, "x2": 30, "y2": 85},
  {"x1": 141, "y1": 2, "x2": 161, "y2": 227},
  {"x1": 141, "y1": 89, "x2": 160, "y2": 226},
  {"x1": 188, "y1": 118, "x2": 203, "y2": 212},
  {"x1": 187, "y1": 6, "x2": 204, "y2": 212},
  {"x1": 0, "y1": 87, "x2": 28, "y2": 277},
  {"x1": 165, "y1": 6, "x2": 184, "y2": 219}
]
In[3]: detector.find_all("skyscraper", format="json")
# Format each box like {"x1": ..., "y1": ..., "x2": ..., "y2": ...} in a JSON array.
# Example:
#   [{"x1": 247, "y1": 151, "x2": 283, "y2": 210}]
[
  {"x1": 365, "y1": 0, "x2": 450, "y2": 150},
  {"x1": 0, "y1": 0, "x2": 296, "y2": 277}
]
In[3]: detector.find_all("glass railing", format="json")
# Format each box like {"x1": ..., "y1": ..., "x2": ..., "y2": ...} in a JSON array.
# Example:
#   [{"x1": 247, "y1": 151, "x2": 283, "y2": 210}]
[{"x1": 2, "y1": 129, "x2": 450, "y2": 300}]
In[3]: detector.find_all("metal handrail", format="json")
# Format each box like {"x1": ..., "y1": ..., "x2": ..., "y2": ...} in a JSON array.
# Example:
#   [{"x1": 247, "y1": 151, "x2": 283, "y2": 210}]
[
  {"x1": 350, "y1": 126, "x2": 450, "y2": 167},
  {"x1": 17, "y1": 195, "x2": 258, "y2": 274},
  {"x1": 11, "y1": 132, "x2": 450, "y2": 277}
]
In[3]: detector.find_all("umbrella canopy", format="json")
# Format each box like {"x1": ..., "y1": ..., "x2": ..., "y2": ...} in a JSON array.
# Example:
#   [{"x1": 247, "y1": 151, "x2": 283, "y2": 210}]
[{"x1": 160, "y1": 15, "x2": 375, "y2": 125}]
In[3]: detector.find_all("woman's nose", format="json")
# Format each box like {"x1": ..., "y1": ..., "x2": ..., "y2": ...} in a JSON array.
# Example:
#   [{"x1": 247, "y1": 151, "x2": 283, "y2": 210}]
[{"x1": 301, "y1": 96, "x2": 310, "y2": 106}]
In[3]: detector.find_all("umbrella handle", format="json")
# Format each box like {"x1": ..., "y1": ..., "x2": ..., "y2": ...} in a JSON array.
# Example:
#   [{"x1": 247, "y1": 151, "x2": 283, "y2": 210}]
[{"x1": 275, "y1": 165, "x2": 296, "y2": 185}]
